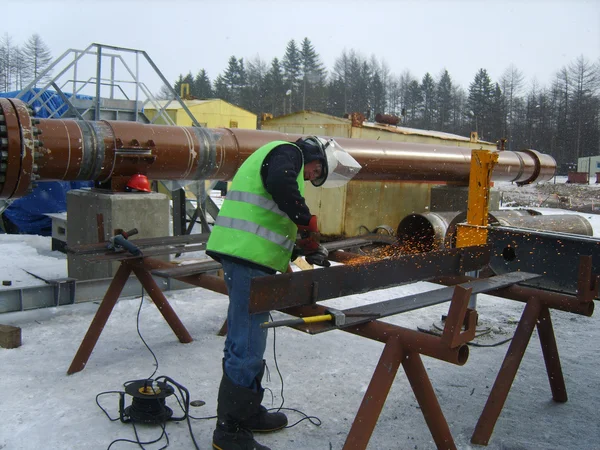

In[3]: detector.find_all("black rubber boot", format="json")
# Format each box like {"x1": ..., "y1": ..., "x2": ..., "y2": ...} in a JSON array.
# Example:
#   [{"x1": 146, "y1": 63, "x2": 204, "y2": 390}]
[
  {"x1": 239, "y1": 361, "x2": 288, "y2": 433},
  {"x1": 212, "y1": 372, "x2": 270, "y2": 450}
]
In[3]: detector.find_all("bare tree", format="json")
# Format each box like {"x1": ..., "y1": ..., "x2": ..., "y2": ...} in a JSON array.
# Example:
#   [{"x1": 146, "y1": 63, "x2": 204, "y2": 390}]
[
  {"x1": 22, "y1": 33, "x2": 53, "y2": 88},
  {"x1": 500, "y1": 64, "x2": 525, "y2": 149},
  {"x1": 568, "y1": 55, "x2": 599, "y2": 159},
  {"x1": 12, "y1": 47, "x2": 27, "y2": 91},
  {"x1": 0, "y1": 33, "x2": 15, "y2": 91}
]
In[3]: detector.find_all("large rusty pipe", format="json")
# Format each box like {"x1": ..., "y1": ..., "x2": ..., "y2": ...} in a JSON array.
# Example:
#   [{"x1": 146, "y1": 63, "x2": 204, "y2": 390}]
[{"x1": 0, "y1": 98, "x2": 557, "y2": 199}]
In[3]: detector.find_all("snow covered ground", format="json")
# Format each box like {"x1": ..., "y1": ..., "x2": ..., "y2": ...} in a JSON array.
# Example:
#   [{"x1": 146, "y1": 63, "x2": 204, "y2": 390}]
[{"x1": 1, "y1": 185, "x2": 600, "y2": 449}]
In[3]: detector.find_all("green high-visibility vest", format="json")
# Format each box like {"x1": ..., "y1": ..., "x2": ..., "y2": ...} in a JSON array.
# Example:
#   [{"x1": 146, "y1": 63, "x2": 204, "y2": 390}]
[{"x1": 206, "y1": 141, "x2": 305, "y2": 273}]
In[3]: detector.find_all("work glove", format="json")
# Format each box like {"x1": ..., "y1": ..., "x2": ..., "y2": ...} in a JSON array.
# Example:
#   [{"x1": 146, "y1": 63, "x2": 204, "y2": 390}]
[
  {"x1": 305, "y1": 243, "x2": 331, "y2": 268},
  {"x1": 297, "y1": 215, "x2": 320, "y2": 252},
  {"x1": 297, "y1": 215, "x2": 320, "y2": 242}
]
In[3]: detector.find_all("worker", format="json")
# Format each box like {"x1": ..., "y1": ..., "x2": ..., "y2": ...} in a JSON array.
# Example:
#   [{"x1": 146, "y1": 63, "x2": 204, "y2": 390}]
[
  {"x1": 206, "y1": 136, "x2": 360, "y2": 450},
  {"x1": 124, "y1": 174, "x2": 152, "y2": 193}
]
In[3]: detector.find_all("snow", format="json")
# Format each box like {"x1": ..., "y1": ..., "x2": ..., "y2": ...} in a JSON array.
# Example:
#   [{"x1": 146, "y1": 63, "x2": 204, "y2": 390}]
[{"x1": 1, "y1": 186, "x2": 600, "y2": 449}]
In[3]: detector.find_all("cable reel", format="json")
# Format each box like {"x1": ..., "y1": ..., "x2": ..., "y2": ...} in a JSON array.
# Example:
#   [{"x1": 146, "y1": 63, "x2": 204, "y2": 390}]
[{"x1": 119, "y1": 376, "x2": 189, "y2": 424}]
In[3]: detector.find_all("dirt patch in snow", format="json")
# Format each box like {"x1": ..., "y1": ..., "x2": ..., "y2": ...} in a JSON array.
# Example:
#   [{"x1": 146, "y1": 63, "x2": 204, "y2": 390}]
[{"x1": 496, "y1": 180, "x2": 600, "y2": 212}]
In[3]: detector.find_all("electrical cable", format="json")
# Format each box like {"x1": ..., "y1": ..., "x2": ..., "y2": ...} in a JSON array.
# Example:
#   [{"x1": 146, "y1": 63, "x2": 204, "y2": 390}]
[
  {"x1": 136, "y1": 291, "x2": 159, "y2": 381},
  {"x1": 96, "y1": 290, "x2": 201, "y2": 450},
  {"x1": 266, "y1": 313, "x2": 322, "y2": 429}
]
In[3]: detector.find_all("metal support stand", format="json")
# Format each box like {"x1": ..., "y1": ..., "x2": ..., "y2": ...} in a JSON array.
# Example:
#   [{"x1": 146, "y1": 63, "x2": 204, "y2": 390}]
[
  {"x1": 471, "y1": 255, "x2": 597, "y2": 445},
  {"x1": 281, "y1": 284, "x2": 476, "y2": 450},
  {"x1": 67, "y1": 258, "x2": 193, "y2": 375},
  {"x1": 471, "y1": 299, "x2": 557, "y2": 445}
]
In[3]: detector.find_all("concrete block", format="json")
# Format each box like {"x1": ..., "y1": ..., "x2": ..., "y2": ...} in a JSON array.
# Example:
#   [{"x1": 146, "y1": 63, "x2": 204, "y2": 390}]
[
  {"x1": 46, "y1": 212, "x2": 68, "y2": 253},
  {"x1": 0, "y1": 324, "x2": 21, "y2": 349},
  {"x1": 67, "y1": 189, "x2": 170, "y2": 281}
]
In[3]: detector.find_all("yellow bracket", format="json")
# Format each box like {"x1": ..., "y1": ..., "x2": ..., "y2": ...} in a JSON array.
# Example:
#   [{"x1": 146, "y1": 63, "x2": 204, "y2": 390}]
[{"x1": 456, "y1": 149, "x2": 498, "y2": 248}]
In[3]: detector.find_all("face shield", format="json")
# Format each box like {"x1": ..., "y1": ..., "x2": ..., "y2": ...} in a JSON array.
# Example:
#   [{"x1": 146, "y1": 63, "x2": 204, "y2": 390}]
[{"x1": 311, "y1": 137, "x2": 362, "y2": 188}]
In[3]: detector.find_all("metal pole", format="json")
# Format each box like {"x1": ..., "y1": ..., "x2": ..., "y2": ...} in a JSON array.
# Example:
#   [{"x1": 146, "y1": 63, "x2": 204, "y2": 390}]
[
  {"x1": 73, "y1": 51, "x2": 78, "y2": 97},
  {"x1": 135, "y1": 51, "x2": 139, "y2": 123},
  {"x1": 110, "y1": 55, "x2": 115, "y2": 99},
  {"x1": 94, "y1": 45, "x2": 102, "y2": 121}
]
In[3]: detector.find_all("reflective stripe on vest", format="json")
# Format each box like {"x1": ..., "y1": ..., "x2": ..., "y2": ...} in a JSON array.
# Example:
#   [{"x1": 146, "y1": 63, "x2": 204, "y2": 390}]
[
  {"x1": 214, "y1": 216, "x2": 295, "y2": 252},
  {"x1": 225, "y1": 190, "x2": 288, "y2": 219}
]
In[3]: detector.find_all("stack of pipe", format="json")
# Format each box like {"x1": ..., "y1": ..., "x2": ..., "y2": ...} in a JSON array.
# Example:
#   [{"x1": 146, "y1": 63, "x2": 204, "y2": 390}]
[{"x1": 396, "y1": 210, "x2": 593, "y2": 253}]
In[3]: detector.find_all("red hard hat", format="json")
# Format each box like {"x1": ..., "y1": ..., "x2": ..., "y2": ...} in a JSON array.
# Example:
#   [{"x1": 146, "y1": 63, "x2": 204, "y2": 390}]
[{"x1": 126, "y1": 174, "x2": 152, "y2": 192}]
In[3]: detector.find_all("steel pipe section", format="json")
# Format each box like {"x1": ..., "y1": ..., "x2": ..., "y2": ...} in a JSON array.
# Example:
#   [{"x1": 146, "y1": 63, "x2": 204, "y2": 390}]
[
  {"x1": 397, "y1": 210, "x2": 538, "y2": 252},
  {"x1": 0, "y1": 98, "x2": 557, "y2": 199}
]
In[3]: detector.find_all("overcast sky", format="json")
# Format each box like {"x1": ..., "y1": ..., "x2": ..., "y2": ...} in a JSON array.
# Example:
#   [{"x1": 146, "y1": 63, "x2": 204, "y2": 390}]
[{"x1": 3, "y1": 0, "x2": 599, "y2": 96}]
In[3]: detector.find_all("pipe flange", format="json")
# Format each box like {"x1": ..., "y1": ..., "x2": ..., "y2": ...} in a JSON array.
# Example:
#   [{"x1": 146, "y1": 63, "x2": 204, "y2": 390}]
[
  {"x1": 0, "y1": 111, "x2": 7, "y2": 190},
  {"x1": 8, "y1": 98, "x2": 36, "y2": 199}
]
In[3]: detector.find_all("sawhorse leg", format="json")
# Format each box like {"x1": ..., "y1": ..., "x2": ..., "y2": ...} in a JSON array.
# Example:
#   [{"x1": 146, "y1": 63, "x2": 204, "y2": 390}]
[
  {"x1": 343, "y1": 336, "x2": 403, "y2": 449},
  {"x1": 471, "y1": 298, "x2": 567, "y2": 445},
  {"x1": 67, "y1": 263, "x2": 132, "y2": 374},
  {"x1": 343, "y1": 337, "x2": 456, "y2": 450},
  {"x1": 130, "y1": 264, "x2": 193, "y2": 344},
  {"x1": 68, "y1": 261, "x2": 194, "y2": 375}
]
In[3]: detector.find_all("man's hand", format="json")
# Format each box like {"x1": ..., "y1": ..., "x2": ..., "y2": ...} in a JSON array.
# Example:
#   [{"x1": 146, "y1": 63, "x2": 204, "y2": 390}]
[
  {"x1": 296, "y1": 216, "x2": 329, "y2": 266},
  {"x1": 305, "y1": 244, "x2": 330, "y2": 267},
  {"x1": 297, "y1": 215, "x2": 320, "y2": 242}
]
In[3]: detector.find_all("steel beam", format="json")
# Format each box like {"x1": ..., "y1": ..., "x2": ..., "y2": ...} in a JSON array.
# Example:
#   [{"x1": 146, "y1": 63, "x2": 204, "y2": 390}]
[
  {"x1": 299, "y1": 272, "x2": 540, "y2": 334},
  {"x1": 250, "y1": 246, "x2": 491, "y2": 313},
  {"x1": 488, "y1": 226, "x2": 600, "y2": 295}
]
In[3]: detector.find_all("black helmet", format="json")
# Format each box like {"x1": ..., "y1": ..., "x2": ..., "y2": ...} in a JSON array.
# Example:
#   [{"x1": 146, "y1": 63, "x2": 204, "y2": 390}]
[{"x1": 295, "y1": 136, "x2": 329, "y2": 187}]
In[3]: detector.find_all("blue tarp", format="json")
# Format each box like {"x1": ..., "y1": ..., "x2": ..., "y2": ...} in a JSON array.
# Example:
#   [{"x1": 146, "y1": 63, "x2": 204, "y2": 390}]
[
  {"x1": 0, "y1": 89, "x2": 94, "y2": 235},
  {"x1": 0, "y1": 87, "x2": 93, "y2": 118},
  {"x1": 4, "y1": 182, "x2": 93, "y2": 235}
]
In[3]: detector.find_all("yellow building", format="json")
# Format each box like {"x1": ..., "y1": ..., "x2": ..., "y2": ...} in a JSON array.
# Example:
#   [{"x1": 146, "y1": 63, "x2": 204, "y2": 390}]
[
  {"x1": 144, "y1": 99, "x2": 257, "y2": 129},
  {"x1": 261, "y1": 110, "x2": 495, "y2": 150},
  {"x1": 262, "y1": 111, "x2": 495, "y2": 238}
]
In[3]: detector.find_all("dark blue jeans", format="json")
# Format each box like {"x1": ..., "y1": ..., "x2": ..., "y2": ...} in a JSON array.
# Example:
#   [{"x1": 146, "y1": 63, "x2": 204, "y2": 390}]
[{"x1": 221, "y1": 258, "x2": 270, "y2": 389}]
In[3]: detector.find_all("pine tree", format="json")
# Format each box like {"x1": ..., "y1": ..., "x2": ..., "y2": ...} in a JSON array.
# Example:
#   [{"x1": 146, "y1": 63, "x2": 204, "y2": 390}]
[
  {"x1": 213, "y1": 74, "x2": 229, "y2": 101},
  {"x1": 326, "y1": 76, "x2": 346, "y2": 117},
  {"x1": 405, "y1": 80, "x2": 423, "y2": 126},
  {"x1": 490, "y1": 82, "x2": 506, "y2": 142},
  {"x1": 370, "y1": 72, "x2": 386, "y2": 117},
  {"x1": 436, "y1": 69, "x2": 454, "y2": 131},
  {"x1": 22, "y1": 33, "x2": 52, "y2": 87},
  {"x1": 421, "y1": 73, "x2": 436, "y2": 129},
  {"x1": 263, "y1": 58, "x2": 285, "y2": 116},
  {"x1": 173, "y1": 72, "x2": 194, "y2": 99},
  {"x1": 467, "y1": 69, "x2": 494, "y2": 139},
  {"x1": 193, "y1": 69, "x2": 213, "y2": 99},
  {"x1": 299, "y1": 38, "x2": 326, "y2": 111},
  {"x1": 282, "y1": 40, "x2": 302, "y2": 112},
  {"x1": 222, "y1": 56, "x2": 242, "y2": 103}
]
